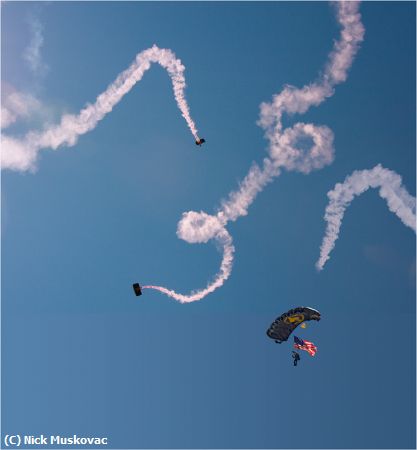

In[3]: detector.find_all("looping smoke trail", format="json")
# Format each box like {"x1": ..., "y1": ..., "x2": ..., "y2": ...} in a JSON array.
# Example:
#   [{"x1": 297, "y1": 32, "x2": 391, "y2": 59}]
[
  {"x1": 1, "y1": 45, "x2": 201, "y2": 172},
  {"x1": 143, "y1": 228, "x2": 235, "y2": 304},
  {"x1": 316, "y1": 164, "x2": 416, "y2": 270},
  {"x1": 146, "y1": 1, "x2": 364, "y2": 302}
]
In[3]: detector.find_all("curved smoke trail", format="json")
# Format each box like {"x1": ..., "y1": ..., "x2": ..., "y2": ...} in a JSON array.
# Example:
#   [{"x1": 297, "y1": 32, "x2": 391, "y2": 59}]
[
  {"x1": 145, "y1": 1, "x2": 365, "y2": 303},
  {"x1": 316, "y1": 164, "x2": 416, "y2": 270},
  {"x1": 143, "y1": 225, "x2": 234, "y2": 303},
  {"x1": 1, "y1": 45, "x2": 201, "y2": 172}
]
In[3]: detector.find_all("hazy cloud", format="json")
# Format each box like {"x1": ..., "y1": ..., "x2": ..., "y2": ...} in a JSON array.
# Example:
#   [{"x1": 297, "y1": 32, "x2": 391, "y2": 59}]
[
  {"x1": 1, "y1": 89, "x2": 41, "y2": 130},
  {"x1": 23, "y1": 14, "x2": 48, "y2": 77}
]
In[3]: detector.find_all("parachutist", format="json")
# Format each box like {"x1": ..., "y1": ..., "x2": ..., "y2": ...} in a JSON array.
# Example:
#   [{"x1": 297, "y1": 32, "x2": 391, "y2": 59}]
[
  {"x1": 292, "y1": 351, "x2": 300, "y2": 366},
  {"x1": 195, "y1": 138, "x2": 205, "y2": 146},
  {"x1": 132, "y1": 283, "x2": 142, "y2": 296}
]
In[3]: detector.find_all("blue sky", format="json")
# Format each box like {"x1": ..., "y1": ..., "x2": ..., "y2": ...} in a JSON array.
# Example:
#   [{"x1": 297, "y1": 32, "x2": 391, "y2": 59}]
[{"x1": 1, "y1": 2, "x2": 416, "y2": 449}]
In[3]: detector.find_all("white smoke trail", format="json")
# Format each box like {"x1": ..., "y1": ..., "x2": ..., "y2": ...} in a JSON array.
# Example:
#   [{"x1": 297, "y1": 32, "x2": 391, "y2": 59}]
[
  {"x1": 316, "y1": 164, "x2": 416, "y2": 270},
  {"x1": 145, "y1": 1, "x2": 364, "y2": 302},
  {"x1": 1, "y1": 45, "x2": 201, "y2": 172},
  {"x1": 24, "y1": 14, "x2": 48, "y2": 77},
  {"x1": 143, "y1": 226, "x2": 234, "y2": 304}
]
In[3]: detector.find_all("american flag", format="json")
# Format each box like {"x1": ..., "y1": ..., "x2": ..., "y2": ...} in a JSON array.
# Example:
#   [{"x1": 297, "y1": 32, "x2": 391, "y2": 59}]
[{"x1": 293, "y1": 336, "x2": 317, "y2": 356}]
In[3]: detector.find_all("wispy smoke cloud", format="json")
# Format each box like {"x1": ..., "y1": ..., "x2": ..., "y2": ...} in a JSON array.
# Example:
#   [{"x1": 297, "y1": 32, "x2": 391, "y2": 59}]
[
  {"x1": 144, "y1": 1, "x2": 364, "y2": 303},
  {"x1": 1, "y1": 90, "x2": 41, "y2": 130},
  {"x1": 1, "y1": 45, "x2": 202, "y2": 172},
  {"x1": 316, "y1": 164, "x2": 416, "y2": 270},
  {"x1": 23, "y1": 14, "x2": 48, "y2": 77}
]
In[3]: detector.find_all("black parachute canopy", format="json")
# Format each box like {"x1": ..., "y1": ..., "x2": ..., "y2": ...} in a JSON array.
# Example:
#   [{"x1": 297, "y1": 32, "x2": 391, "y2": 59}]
[
  {"x1": 266, "y1": 306, "x2": 321, "y2": 343},
  {"x1": 132, "y1": 283, "x2": 142, "y2": 296}
]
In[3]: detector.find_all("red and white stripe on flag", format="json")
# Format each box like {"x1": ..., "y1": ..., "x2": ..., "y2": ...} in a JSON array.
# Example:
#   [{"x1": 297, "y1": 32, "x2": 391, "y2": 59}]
[{"x1": 294, "y1": 340, "x2": 317, "y2": 356}]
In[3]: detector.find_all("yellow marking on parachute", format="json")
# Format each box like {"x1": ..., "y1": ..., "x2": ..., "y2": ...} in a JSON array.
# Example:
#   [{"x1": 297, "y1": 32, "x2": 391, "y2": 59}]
[{"x1": 284, "y1": 313, "x2": 305, "y2": 325}]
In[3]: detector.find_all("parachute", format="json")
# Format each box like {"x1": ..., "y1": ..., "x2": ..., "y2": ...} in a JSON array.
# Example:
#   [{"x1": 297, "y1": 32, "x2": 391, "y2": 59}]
[{"x1": 266, "y1": 307, "x2": 321, "y2": 343}]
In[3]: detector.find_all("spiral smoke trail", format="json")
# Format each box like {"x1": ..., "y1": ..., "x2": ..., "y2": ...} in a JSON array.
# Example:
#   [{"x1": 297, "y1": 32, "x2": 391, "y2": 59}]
[
  {"x1": 1, "y1": 45, "x2": 201, "y2": 172},
  {"x1": 145, "y1": 2, "x2": 365, "y2": 303},
  {"x1": 316, "y1": 165, "x2": 416, "y2": 270}
]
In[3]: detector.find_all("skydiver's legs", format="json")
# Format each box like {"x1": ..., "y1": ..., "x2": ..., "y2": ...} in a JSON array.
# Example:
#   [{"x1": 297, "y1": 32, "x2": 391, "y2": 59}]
[{"x1": 292, "y1": 351, "x2": 300, "y2": 366}]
